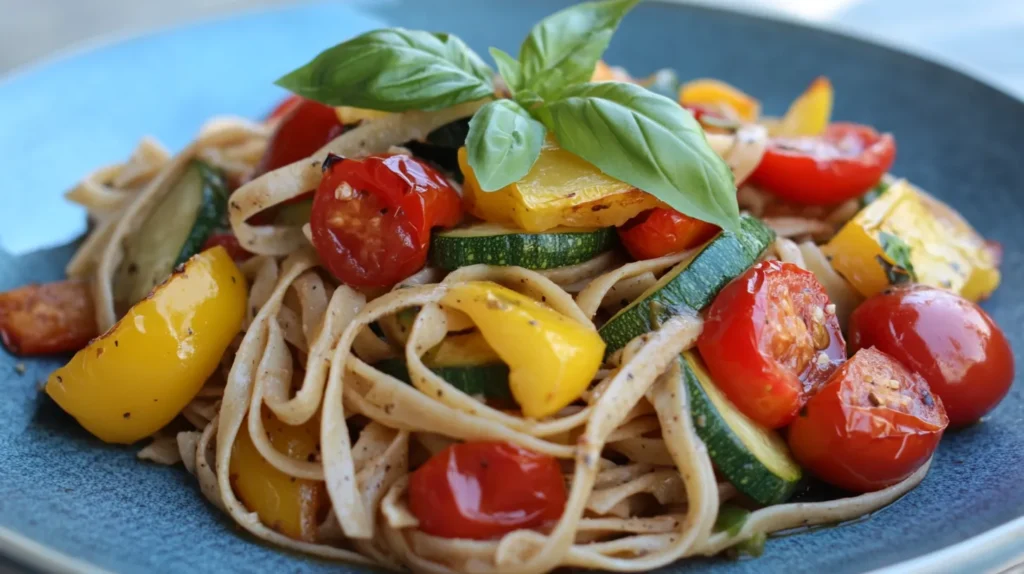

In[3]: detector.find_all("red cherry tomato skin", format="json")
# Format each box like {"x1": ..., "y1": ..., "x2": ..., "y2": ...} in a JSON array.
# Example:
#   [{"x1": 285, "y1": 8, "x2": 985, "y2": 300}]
[
  {"x1": 788, "y1": 347, "x2": 949, "y2": 492},
  {"x1": 617, "y1": 208, "x2": 719, "y2": 260},
  {"x1": 407, "y1": 442, "x2": 567, "y2": 540},
  {"x1": 697, "y1": 260, "x2": 847, "y2": 429},
  {"x1": 253, "y1": 98, "x2": 344, "y2": 178},
  {"x1": 201, "y1": 233, "x2": 253, "y2": 262},
  {"x1": 265, "y1": 95, "x2": 303, "y2": 122},
  {"x1": 311, "y1": 154, "x2": 462, "y2": 288},
  {"x1": 848, "y1": 285, "x2": 1014, "y2": 426},
  {"x1": 750, "y1": 123, "x2": 896, "y2": 206}
]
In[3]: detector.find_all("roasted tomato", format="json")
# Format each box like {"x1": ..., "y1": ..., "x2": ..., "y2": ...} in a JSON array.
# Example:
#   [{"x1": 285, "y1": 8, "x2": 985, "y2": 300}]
[
  {"x1": 407, "y1": 441, "x2": 566, "y2": 539},
  {"x1": 698, "y1": 260, "x2": 847, "y2": 428},
  {"x1": 311, "y1": 153, "x2": 462, "y2": 288},
  {"x1": 849, "y1": 285, "x2": 1014, "y2": 426},
  {"x1": 0, "y1": 281, "x2": 97, "y2": 356},
  {"x1": 617, "y1": 208, "x2": 719, "y2": 260},
  {"x1": 254, "y1": 98, "x2": 345, "y2": 178},
  {"x1": 264, "y1": 94, "x2": 303, "y2": 122},
  {"x1": 750, "y1": 123, "x2": 896, "y2": 205},
  {"x1": 788, "y1": 347, "x2": 948, "y2": 492},
  {"x1": 201, "y1": 232, "x2": 253, "y2": 262}
]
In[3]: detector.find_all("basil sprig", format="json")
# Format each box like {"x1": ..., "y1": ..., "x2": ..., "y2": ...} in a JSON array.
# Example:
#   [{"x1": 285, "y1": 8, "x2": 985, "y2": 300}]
[{"x1": 276, "y1": 0, "x2": 739, "y2": 231}]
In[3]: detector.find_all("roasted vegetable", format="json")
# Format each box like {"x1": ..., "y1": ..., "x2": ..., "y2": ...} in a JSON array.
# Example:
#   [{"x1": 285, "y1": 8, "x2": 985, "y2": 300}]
[
  {"x1": 230, "y1": 409, "x2": 325, "y2": 542},
  {"x1": 45, "y1": 247, "x2": 246, "y2": 443},
  {"x1": 679, "y1": 79, "x2": 760, "y2": 122},
  {"x1": 0, "y1": 281, "x2": 97, "y2": 356},
  {"x1": 458, "y1": 142, "x2": 661, "y2": 232},
  {"x1": 770, "y1": 76, "x2": 833, "y2": 137},
  {"x1": 441, "y1": 282, "x2": 604, "y2": 418},
  {"x1": 823, "y1": 180, "x2": 1000, "y2": 301}
]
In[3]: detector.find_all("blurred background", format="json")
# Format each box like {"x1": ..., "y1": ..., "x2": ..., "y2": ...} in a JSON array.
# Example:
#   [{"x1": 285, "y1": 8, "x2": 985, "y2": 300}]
[{"x1": 1, "y1": 0, "x2": 1021, "y2": 99}]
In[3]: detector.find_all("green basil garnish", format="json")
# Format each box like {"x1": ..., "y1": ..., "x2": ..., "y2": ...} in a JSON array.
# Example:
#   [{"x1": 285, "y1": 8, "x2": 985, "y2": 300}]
[
  {"x1": 466, "y1": 100, "x2": 546, "y2": 191},
  {"x1": 490, "y1": 47, "x2": 523, "y2": 94},
  {"x1": 878, "y1": 231, "x2": 918, "y2": 284}
]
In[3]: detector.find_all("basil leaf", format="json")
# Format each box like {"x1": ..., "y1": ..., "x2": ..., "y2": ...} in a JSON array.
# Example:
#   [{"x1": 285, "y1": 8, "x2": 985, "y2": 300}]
[
  {"x1": 490, "y1": 47, "x2": 523, "y2": 94},
  {"x1": 466, "y1": 100, "x2": 546, "y2": 191},
  {"x1": 545, "y1": 82, "x2": 739, "y2": 231},
  {"x1": 878, "y1": 231, "x2": 918, "y2": 283},
  {"x1": 519, "y1": 0, "x2": 639, "y2": 98},
  {"x1": 276, "y1": 29, "x2": 493, "y2": 112}
]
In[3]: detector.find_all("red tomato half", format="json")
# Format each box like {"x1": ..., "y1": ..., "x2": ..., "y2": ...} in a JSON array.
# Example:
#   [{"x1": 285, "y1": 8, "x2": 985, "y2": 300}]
[
  {"x1": 849, "y1": 285, "x2": 1014, "y2": 426},
  {"x1": 253, "y1": 98, "x2": 344, "y2": 178},
  {"x1": 698, "y1": 260, "x2": 847, "y2": 428},
  {"x1": 311, "y1": 153, "x2": 462, "y2": 288},
  {"x1": 617, "y1": 208, "x2": 719, "y2": 260},
  {"x1": 265, "y1": 95, "x2": 303, "y2": 122},
  {"x1": 408, "y1": 441, "x2": 566, "y2": 540},
  {"x1": 750, "y1": 123, "x2": 896, "y2": 205},
  {"x1": 788, "y1": 347, "x2": 949, "y2": 492}
]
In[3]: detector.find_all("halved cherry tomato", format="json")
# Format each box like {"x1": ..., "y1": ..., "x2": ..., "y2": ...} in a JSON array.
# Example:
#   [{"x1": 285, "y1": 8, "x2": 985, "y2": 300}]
[
  {"x1": 407, "y1": 441, "x2": 566, "y2": 539},
  {"x1": 201, "y1": 232, "x2": 253, "y2": 262},
  {"x1": 264, "y1": 94, "x2": 303, "y2": 122},
  {"x1": 311, "y1": 153, "x2": 462, "y2": 288},
  {"x1": 617, "y1": 208, "x2": 719, "y2": 260},
  {"x1": 698, "y1": 260, "x2": 847, "y2": 428},
  {"x1": 749, "y1": 122, "x2": 896, "y2": 205},
  {"x1": 788, "y1": 347, "x2": 948, "y2": 492},
  {"x1": 253, "y1": 98, "x2": 345, "y2": 178},
  {"x1": 849, "y1": 285, "x2": 1014, "y2": 426}
]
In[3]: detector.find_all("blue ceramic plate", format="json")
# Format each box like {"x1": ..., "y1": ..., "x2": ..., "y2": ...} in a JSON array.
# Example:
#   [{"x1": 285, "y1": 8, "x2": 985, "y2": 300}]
[{"x1": 0, "y1": 1, "x2": 1021, "y2": 573}]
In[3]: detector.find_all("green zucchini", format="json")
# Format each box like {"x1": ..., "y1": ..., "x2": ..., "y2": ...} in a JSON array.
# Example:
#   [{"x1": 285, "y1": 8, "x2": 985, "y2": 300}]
[
  {"x1": 429, "y1": 223, "x2": 617, "y2": 270},
  {"x1": 405, "y1": 117, "x2": 471, "y2": 179},
  {"x1": 599, "y1": 215, "x2": 773, "y2": 354},
  {"x1": 682, "y1": 352, "x2": 801, "y2": 505},
  {"x1": 113, "y1": 160, "x2": 229, "y2": 311},
  {"x1": 374, "y1": 331, "x2": 511, "y2": 402}
]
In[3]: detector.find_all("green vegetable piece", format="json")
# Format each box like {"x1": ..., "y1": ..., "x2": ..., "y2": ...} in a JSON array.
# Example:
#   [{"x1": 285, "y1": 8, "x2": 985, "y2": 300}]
[{"x1": 878, "y1": 230, "x2": 917, "y2": 283}]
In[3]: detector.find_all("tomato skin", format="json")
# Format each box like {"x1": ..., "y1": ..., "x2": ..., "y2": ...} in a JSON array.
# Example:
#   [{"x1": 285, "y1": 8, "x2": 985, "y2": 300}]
[
  {"x1": 849, "y1": 285, "x2": 1014, "y2": 426},
  {"x1": 750, "y1": 123, "x2": 896, "y2": 205},
  {"x1": 201, "y1": 233, "x2": 252, "y2": 262},
  {"x1": 697, "y1": 260, "x2": 847, "y2": 429},
  {"x1": 311, "y1": 154, "x2": 462, "y2": 288},
  {"x1": 617, "y1": 208, "x2": 719, "y2": 260},
  {"x1": 407, "y1": 441, "x2": 566, "y2": 540},
  {"x1": 253, "y1": 98, "x2": 345, "y2": 178},
  {"x1": 265, "y1": 95, "x2": 303, "y2": 122},
  {"x1": 788, "y1": 347, "x2": 948, "y2": 492}
]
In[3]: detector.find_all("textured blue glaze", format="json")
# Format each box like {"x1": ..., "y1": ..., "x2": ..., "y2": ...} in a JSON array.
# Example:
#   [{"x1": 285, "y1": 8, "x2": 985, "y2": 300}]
[{"x1": 0, "y1": 1, "x2": 1021, "y2": 573}]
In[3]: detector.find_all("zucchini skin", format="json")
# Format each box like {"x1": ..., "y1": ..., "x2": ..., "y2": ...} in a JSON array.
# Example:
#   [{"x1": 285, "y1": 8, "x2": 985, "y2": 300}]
[
  {"x1": 174, "y1": 161, "x2": 230, "y2": 267},
  {"x1": 429, "y1": 226, "x2": 617, "y2": 270},
  {"x1": 374, "y1": 358, "x2": 513, "y2": 403},
  {"x1": 599, "y1": 215, "x2": 774, "y2": 354}
]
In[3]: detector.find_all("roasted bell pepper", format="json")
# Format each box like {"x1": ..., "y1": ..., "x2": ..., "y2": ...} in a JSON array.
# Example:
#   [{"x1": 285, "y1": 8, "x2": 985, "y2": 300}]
[
  {"x1": 441, "y1": 282, "x2": 605, "y2": 418},
  {"x1": 334, "y1": 106, "x2": 393, "y2": 125},
  {"x1": 772, "y1": 76, "x2": 833, "y2": 137},
  {"x1": 679, "y1": 79, "x2": 761, "y2": 122},
  {"x1": 591, "y1": 60, "x2": 634, "y2": 83},
  {"x1": 0, "y1": 280, "x2": 97, "y2": 356},
  {"x1": 230, "y1": 409, "x2": 325, "y2": 542},
  {"x1": 823, "y1": 180, "x2": 1000, "y2": 301},
  {"x1": 45, "y1": 247, "x2": 247, "y2": 444},
  {"x1": 458, "y1": 142, "x2": 662, "y2": 232}
]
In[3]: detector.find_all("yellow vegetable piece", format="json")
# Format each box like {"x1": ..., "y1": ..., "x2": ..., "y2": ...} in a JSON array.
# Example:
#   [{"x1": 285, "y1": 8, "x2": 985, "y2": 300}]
[
  {"x1": 591, "y1": 60, "x2": 634, "y2": 83},
  {"x1": 425, "y1": 331, "x2": 502, "y2": 367},
  {"x1": 441, "y1": 282, "x2": 605, "y2": 418},
  {"x1": 334, "y1": 106, "x2": 393, "y2": 125},
  {"x1": 230, "y1": 409, "x2": 325, "y2": 542},
  {"x1": 679, "y1": 78, "x2": 761, "y2": 122},
  {"x1": 773, "y1": 76, "x2": 833, "y2": 137},
  {"x1": 823, "y1": 180, "x2": 1000, "y2": 301},
  {"x1": 45, "y1": 247, "x2": 247, "y2": 444},
  {"x1": 458, "y1": 143, "x2": 662, "y2": 232}
]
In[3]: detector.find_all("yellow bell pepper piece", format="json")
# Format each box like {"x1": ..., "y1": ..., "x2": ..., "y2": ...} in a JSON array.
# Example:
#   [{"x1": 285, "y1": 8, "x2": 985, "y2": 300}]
[
  {"x1": 679, "y1": 79, "x2": 761, "y2": 122},
  {"x1": 441, "y1": 282, "x2": 605, "y2": 418},
  {"x1": 458, "y1": 143, "x2": 662, "y2": 232},
  {"x1": 230, "y1": 409, "x2": 325, "y2": 542},
  {"x1": 591, "y1": 60, "x2": 634, "y2": 83},
  {"x1": 334, "y1": 106, "x2": 392, "y2": 125},
  {"x1": 425, "y1": 331, "x2": 502, "y2": 366},
  {"x1": 772, "y1": 76, "x2": 833, "y2": 137},
  {"x1": 823, "y1": 180, "x2": 1000, "y2": 301},
  {"x1": 45, "y1": 247, "x2": 247, "y2": 444}
]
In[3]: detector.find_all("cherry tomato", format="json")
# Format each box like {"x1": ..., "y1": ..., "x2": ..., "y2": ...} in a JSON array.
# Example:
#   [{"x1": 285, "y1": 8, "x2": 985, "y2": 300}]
[
  {"x1": 311, "y1": 153, "x2": 462, "y2": 288},
  {"x1": 407, "y1": 441, "x2": 566, "y2": 539},
  {"x1": 849, "y1": 285, "x2": 1014, "y2": 426},
  {"x1": 264, "y1": 95, "x2": 303, "y2": 122},
  {"x1": 698, "y1": 260, "x2": 847, "y2": 428},
  {"x1": 788, "y1": 347, "x2": 948, "y2": 492},
  {"x1": 749, "y1": 122, "x2": 896, "y2": 205},
  {"x1": 253, "y1": 98, "x2": 344, "y2": 178},
  {"x1": 617, "y1": 208, "x2": 719, "y2": 260},
  {"x1": 201, "y1": 233, "x2": 253, "y2": 262}
]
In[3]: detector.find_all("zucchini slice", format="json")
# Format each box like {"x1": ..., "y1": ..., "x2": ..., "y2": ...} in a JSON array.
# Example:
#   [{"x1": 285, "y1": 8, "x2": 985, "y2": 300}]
[
  {"x1": 599, "y1": 215, "x2": 773, "y2": 354},
  {"x1": 682, "y1": 352, "x2": 801, "y2": 504},
  {"x1": 375, "y1": 332, "x2": 511, "y2": 402},
  {"x1": 113, "y1": 160, "x2": 229, "y2": 311},
  {"x1": 429, "y1": 223, "x2": 617, "y2": 270}
]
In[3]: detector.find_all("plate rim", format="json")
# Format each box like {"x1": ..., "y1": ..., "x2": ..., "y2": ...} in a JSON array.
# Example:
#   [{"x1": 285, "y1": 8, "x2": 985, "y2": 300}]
[{"x1": 1, "y1": 0, "x2": 1021, "y2": 572}]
